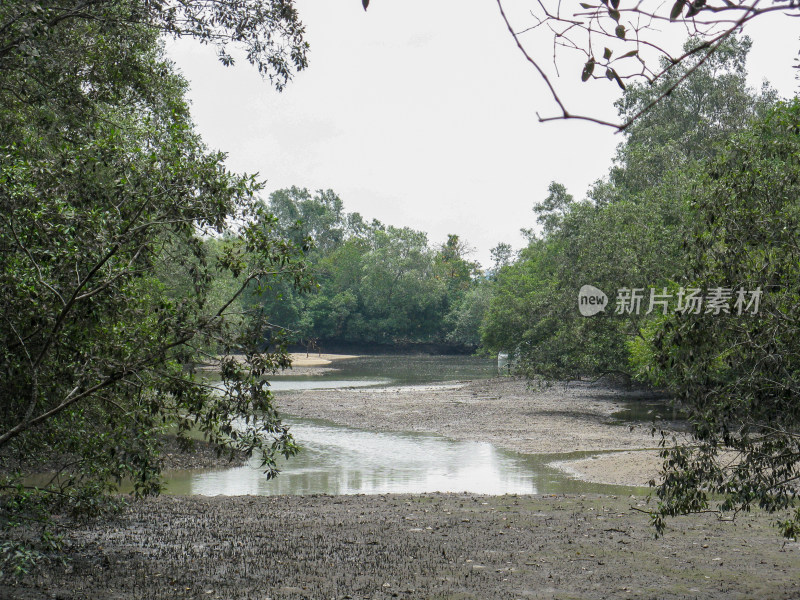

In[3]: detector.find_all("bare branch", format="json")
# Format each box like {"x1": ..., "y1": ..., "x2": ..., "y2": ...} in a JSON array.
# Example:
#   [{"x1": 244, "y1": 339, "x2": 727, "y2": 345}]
[
  {"x1": 496, "y1": 0, "x2": 623, "y2": 128},
  {"x1": 499, "y1": 0, "x2": 799, "y2": 129}
]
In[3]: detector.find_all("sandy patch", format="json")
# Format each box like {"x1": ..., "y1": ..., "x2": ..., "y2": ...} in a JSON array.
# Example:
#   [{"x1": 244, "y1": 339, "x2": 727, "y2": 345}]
[
  {"x1": 196, "y1": 352, "x2": 359, "y2": 373},
  {"x1": 288, "y1": 352, "x2": 359, "y2": 367}
]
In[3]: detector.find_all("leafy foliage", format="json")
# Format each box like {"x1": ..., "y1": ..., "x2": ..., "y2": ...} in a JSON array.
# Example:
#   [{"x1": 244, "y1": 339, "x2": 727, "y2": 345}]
[
  {"x1": 480, "y1": 34, "x2": 800, "y2": 536},
  {"x1": 482, "y1": 36, "x2": 773, "y2": 381},
  {"x1": 644, "y1": 99, "x2": 800, "y2": 537},
  {"x1": 0, "y1": 0, "x2": 311, "y2": 574},
  {"x1": 251, "y1": 189, "x2": 485, "y2": 349},
  {"x1": 0, "y1": 0, "x2": 308, "y2": 91}
]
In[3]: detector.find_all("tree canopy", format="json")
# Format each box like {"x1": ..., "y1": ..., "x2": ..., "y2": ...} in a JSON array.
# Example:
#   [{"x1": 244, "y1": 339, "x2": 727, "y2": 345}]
[
  {"x1": 248, "y1": 188, "x2": 484, "y2": 350},
  {"x1": 0, "y1": 0, "x2": 311, "y2": 576},
  {"x1": 480, "y1": 36, "x2": 800, "y2": 536},
  {"x1": 643, "y1": 98, "x2": 800, "y2": 538},
  {"x1": 483, "y1": 35, "x2": 774, "y2": 378}
]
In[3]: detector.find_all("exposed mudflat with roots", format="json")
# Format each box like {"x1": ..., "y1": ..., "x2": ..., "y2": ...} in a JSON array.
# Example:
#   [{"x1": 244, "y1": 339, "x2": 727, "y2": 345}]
[{"x1": 5, "y1": 494, "x2": 799, "y2": 600}]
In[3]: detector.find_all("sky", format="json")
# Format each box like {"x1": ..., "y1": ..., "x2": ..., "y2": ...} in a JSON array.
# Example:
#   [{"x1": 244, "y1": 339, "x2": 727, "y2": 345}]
[{"x1": 167, "y1": 0, "x2": 798, "y2": 269}]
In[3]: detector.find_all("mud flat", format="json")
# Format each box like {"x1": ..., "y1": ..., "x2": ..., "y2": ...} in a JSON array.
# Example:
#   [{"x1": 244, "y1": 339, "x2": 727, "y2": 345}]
[
  {"x1": 6, "y1": 493, "x2": 799, "y2": 600},
  {"x1": 159, "y1": 436, "x2": 247, "y2": 471},
  {"x1": 275, "y1": 353, "x2": 361, "y2": 376},
  {"x1": 275, "y1": 378, "x2": 684, "y2": 486},
  {"x1": 550, "y1": 450, "x2": 664, "y2": 487}
]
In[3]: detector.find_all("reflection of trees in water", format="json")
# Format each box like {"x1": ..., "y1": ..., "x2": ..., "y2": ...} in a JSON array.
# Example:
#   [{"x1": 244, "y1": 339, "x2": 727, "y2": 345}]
[{"x1": 175, "y1": 421, "x2": 540, "y2": 496}]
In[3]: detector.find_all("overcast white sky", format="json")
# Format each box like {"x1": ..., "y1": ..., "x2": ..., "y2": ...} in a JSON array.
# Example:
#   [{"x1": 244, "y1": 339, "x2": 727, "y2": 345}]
[{"x1": 167, "y1": 0, "x2": 798, "y2": 269}]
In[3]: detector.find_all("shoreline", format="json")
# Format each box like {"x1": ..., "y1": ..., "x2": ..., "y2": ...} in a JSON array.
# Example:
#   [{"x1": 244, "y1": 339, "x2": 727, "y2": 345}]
[
  {"x1": 275, "y1": 376, "x2": 683, "y2": 487},
  {"x1": 170, "y1": 357, "x2": 682, "y2": 486},
  {"x1": 195, "y1": 352, "x2": 360, "y2": 375},
  {"x1": 285, "y1": 351, "x2": 360, "y2": 369},
  {"x1": 9, "y1": 362, "x2": 799, "y2": 599}
]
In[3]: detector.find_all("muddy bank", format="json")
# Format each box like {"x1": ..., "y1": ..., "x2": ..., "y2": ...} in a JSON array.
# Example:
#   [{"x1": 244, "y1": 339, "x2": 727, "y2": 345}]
[
  {"x1": 6, "y1": 493, "x2": 798, "y2": 600},
  {"x1": 275, "y1": 378, "x2": 684, "y2": 486},
  {"x1": 550, "y1": 450, "x2": 664, "y2": 487},
  {"x1": 159, "y1": 436, "x2": 247, "y2": 471},
  {"x1": 277, "y1": 353, "x2": 360, "y2": 375},
  {"x1": 287, "y1": 352, "x2": 360, "y2": 367}
]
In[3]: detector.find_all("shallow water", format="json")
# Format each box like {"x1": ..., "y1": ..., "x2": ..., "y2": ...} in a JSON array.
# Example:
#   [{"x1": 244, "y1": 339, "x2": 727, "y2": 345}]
[
  {"x1": 162, "y1": 415, "x2": 647, "y2": 497},
  {"x1": 19, "y1": 356, "x2": 669, "y2": 497},
  {"x1": 158, "y1": 355, "x2": 658, "y2": 497},
  {"x1": 271, "y1": 354, "x2": 498, "y2": 388},
  {"x1": 164, "y1": 416, "x2": 531, "y2": 495}
]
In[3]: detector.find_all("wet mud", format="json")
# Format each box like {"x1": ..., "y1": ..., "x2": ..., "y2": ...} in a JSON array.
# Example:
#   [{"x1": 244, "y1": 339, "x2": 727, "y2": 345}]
[{"x1": 5, "y1": 493, "x2": 799, "y2": 600}]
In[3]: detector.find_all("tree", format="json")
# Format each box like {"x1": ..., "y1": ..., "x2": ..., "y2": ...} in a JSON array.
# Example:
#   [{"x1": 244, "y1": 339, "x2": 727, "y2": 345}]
[
  {"x1": 445, "y1": 283, "x2": 494, "y2": 348},
  {"x1": 638, "y1": 99, "x2": 800, "y2": 538},
  {"x1": 253, "y1": 188, "x2": 486, "y2": 349},
  {"x1": 528, "y1": 181, "x2": 576, "y2": 236},
  {"x1": 481, "y1": 36, "x2": 774, "y2": 381},
  {"x1": 0, "y1": 0, "x2": 312, "y2": 575},
  {"x1": 0, "y1": 0, "x2": 308, "y2": 91},
  {"x1": 611, "y1": 36, "x2": 777, "y2": 195},
  {"x1": 494, "y1": 0, "x2": 796, "y2": 129},
  {"x1": 268, "y1": 187, "x2": 347, "y2": 255},
  {"x1": 489, "y1": 243, "x2": 514, "y2": 273},
  {"x1": 357, "y1": 226, "x2": 447, "y2": 343}
]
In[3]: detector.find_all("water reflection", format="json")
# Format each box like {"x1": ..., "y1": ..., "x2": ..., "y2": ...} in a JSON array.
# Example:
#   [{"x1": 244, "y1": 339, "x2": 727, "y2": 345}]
[
  {"x1": 162, "y1": 417, "x2": 648, "y2": 497},
  {"x1": 164, "y1": 417, "x2": 539, "y2": 496},
  {"x1": 273, "y1": 355, "x2": 498, "y2": 386},
  {"x1": 158, "y1": 356, "x2": 657, "y2": 497}
]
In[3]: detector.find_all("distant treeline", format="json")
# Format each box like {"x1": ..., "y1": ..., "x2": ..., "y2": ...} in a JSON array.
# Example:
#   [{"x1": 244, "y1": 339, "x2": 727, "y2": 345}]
[{"x1": 217, "y1": 187, "x2": 492, "y2": 351}]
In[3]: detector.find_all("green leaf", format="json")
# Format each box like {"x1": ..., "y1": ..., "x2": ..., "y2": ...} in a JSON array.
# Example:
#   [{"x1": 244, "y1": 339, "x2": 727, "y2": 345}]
[
  {"x1": 612, "y1": 70, "x2": 626, "y2": 90},
  {"x1": 603, "y1": 47, "x2": 613, "y2": 60},
  {"x1": 621, "y1": 49, "x2": 639, "y2": 58},
  {"x1": 609, "y1": 9, "x2": 621, "y2": 21},
  {"x1": 686, "y1": 0, "x2": 702, "y2": 17},
  {"x1": 581, "y1": 58, "x2": 596, "y2": 82},
  {"x1": 611, "y1": 0, "x2": 621, "y2": 8},
  {"x1": 669, "y1": 0, "x2": 685, "y2": 21},
  {"x1": 579, "y1": 2, "x2": 595, "y2": 7},
  {"x1": 615, "y1": 24, "x2": 626, "y2": 39}
]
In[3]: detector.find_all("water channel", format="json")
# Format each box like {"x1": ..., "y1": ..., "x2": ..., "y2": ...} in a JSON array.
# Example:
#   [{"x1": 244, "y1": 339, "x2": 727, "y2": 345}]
[{"x1": 161, "y1": 355, "x2": 655, "y2": 497}]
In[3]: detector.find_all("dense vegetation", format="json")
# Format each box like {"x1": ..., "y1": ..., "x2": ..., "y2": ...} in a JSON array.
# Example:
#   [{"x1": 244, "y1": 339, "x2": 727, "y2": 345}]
[
  {"x1": 241, "y1": 187, "x2": 485, "y2": 350},
  {"x1": 1, "y1": 0, "x2": 798, "y2": 579},
  {"x1": 480, "y1": 37, "x2": 800, "y2": 536},
  {"x1": 0, "y1": 0, "x2": 311, "y2": 575},
  {"x1": 482, "y1": 36, "x2": 776, "y2": 379}
]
